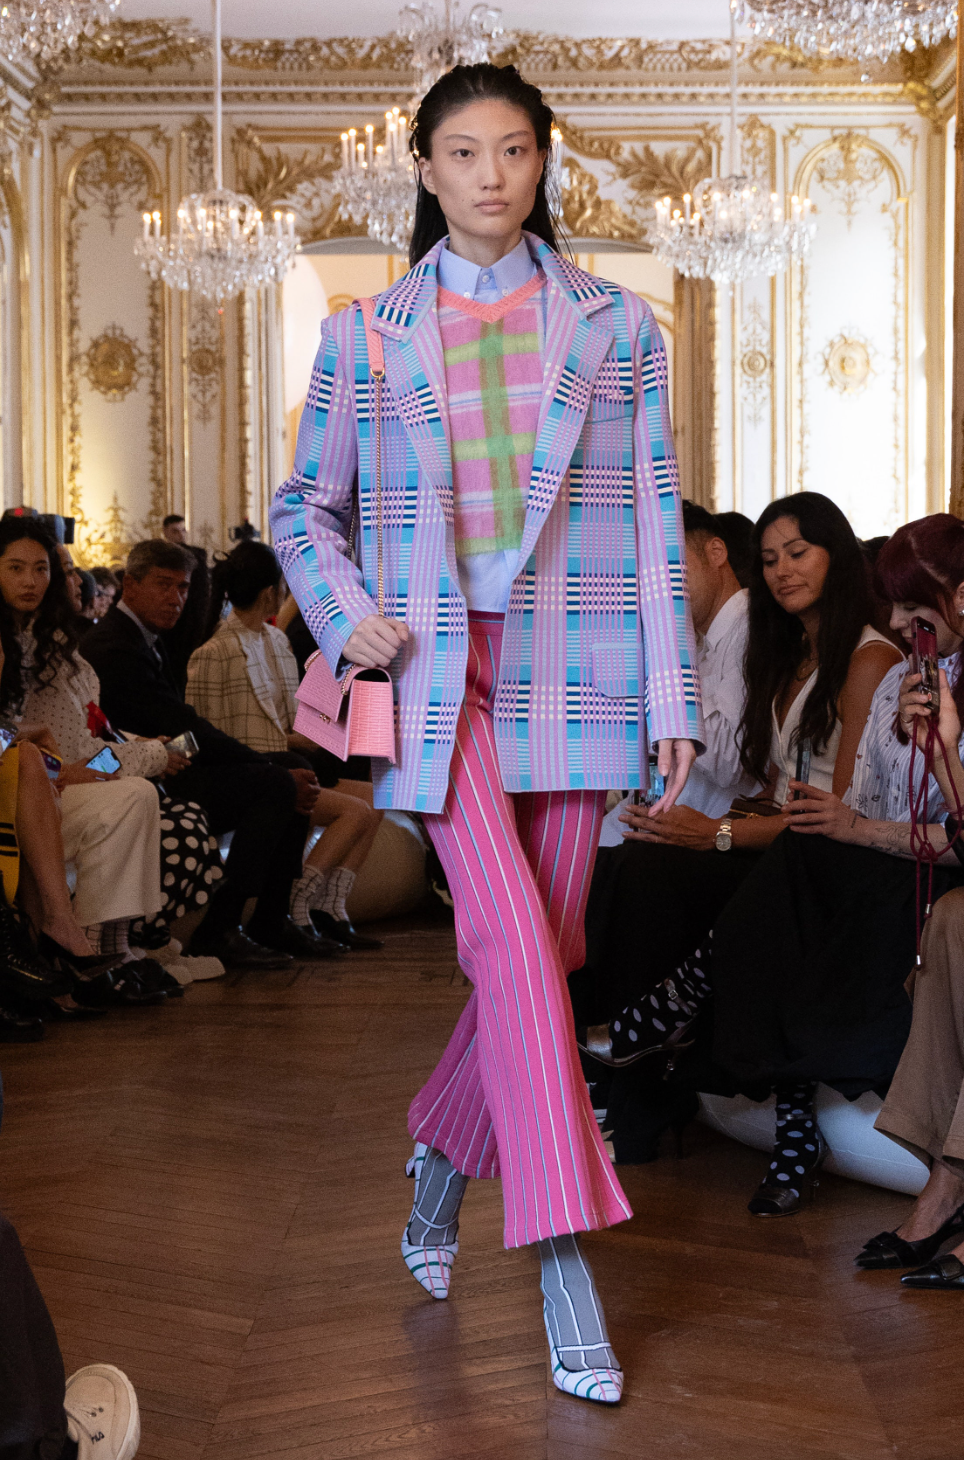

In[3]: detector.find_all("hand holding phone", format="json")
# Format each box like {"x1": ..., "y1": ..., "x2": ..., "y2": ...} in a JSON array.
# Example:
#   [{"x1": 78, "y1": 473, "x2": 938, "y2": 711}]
[
  {"x1": 789, "y1": 737, "x2": 812, "y2": 805},
  {"x1": 85, "y1": 745, "x2": 122, "y2": 775},
  {"x1": 165, "y1": 730, "x2": 199, "y2": 758},
  {"x1": 911, "y1": 616, "x2": 940, "y2": 716}
]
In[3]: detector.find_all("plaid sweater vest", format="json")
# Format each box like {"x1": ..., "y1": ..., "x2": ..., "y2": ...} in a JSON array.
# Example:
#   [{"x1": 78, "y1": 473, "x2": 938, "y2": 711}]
[{"x1": 437, "y1": 273, "x2": 546, "y2": 560}]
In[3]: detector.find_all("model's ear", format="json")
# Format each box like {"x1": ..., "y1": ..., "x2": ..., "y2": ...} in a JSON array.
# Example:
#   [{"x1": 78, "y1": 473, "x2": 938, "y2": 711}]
[{"x1": 418, "y1": 156, "x2": 438, "y2": 196}]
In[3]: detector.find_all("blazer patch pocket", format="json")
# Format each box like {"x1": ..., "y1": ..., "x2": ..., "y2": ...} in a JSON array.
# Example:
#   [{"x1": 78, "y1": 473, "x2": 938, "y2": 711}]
[{"x1": 590, "y1": 641, "x2": 641, "y2": 699}]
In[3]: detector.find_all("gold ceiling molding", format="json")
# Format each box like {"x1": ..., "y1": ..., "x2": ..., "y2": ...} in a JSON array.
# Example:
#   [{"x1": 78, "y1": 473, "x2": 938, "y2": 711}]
[
  {"x1": 58, "y1": 19, "x2": 205, "y2": 73},
  {"x1": 53, "y1": 20, "x2": 921, "y2": 81}
]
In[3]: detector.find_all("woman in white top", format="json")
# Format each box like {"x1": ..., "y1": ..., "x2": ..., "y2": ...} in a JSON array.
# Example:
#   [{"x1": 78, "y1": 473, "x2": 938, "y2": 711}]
[
  {"x1": 607, "y1": 513, "x2": 964, "y2": 1220},
  {"x1": 578, "y1": 495, "x2": 900, "y2": 1136},
  {"x1": 187, "y1": 541, "x2": 383, "y2": 949}
]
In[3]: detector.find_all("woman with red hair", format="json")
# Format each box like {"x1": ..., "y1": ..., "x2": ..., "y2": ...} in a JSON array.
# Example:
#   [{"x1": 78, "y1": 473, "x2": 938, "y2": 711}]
[{"x1": 589, "y1": 514, "x2": 964, "y2": 1218}]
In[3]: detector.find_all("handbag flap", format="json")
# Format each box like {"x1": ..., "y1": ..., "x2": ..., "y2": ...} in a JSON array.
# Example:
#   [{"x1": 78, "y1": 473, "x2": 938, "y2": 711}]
[{"x1": 296, "y1": 652, "x2": 392, "y2": 719}]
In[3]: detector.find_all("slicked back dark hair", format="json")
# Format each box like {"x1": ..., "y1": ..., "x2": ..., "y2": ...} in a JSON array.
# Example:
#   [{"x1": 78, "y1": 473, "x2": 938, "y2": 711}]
[
  {"x1": 737, "y1": 492, "x2": 871, "y2": 784},
  {"x1": 409, "y1": 63, "x2": 558, "y2": 267}
]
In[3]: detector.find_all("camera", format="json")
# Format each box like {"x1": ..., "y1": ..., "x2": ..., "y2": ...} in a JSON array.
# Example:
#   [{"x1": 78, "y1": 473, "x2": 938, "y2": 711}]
[{"x1": 2, "y1": 505, "x2": 75, "y2": 544}]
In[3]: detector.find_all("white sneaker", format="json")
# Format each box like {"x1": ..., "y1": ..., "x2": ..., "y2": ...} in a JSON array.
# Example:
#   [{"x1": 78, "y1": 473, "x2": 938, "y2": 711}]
[
  {"x1": 65, "y1": 1364, "x2": 140, "y2": 1460},
  {"x1": 172, "y1": 954, "x2": 225, "y2": 982}
]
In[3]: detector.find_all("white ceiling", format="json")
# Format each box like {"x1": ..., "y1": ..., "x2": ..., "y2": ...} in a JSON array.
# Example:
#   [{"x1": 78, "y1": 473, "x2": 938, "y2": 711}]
[{"x1": 115, "y1": 0, "x2": 738, "y2": 41}]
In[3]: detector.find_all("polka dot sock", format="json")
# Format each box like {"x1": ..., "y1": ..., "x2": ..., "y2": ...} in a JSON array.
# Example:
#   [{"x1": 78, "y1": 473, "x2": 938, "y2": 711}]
[
  {"x1": 765, "y1": 1082, "x2": 820, "y2": 1198},
  {"x1": 608, "y1": 935, "x2": 715, "y2": 1060}
]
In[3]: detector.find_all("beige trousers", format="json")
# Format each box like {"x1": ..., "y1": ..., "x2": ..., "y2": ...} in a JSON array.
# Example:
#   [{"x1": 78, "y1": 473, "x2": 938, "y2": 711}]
[
  {"x1": 875, "y1": 885, "x2": 964, "y2": 1175},
  {"x1": 60, "y1": 778, "x2": 162, "y2": 927}
]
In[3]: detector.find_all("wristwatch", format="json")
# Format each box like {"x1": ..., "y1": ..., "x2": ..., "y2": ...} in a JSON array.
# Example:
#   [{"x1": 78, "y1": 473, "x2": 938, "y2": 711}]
[{"x1": 715, "y1": 818, "x2": 733, "y2": 852}]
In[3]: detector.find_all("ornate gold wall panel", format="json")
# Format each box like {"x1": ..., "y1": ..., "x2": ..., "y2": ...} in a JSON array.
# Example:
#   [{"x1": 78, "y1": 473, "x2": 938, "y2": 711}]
[{"x1": 55, "y1": 128, "x2": 172, "y2": 562}]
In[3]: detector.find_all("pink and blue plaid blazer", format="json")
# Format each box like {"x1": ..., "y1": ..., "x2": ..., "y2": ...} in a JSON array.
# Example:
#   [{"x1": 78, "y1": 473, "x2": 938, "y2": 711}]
[{"x1": 271, "y1": 235, "x2": 704, "y2": 813}]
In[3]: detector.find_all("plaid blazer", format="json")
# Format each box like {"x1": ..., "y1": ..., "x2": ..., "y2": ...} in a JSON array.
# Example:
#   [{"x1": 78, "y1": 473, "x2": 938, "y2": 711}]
[
  {"x1": 185, "y1": 616, "x2": 297, "y2": 754},
  {"x1": 271, "y1": 235, "x2": 704, "y2": 813}
]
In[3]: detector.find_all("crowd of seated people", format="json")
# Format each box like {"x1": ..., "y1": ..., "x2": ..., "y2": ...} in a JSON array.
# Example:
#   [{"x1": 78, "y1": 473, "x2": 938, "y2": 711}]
[
  {"x1": 0, "y1": 519, "x2": 390, "y2": 1044},
  {"x1": 573, "y1": 496, "x2": 964, "y2": 1288}
]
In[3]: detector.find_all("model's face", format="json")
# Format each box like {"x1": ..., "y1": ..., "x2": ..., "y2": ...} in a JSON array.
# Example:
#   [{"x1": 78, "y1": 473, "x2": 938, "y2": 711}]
[
  {"x1": 760, "y1": 516, "x2": 830, "y2": 619},
  {"x1": 890, "y1": 599, "x2": 963, "y2": 657},
  {"x1": 418, "y1": 100, "x2": 545, "y2": 253},
  {"x1": 0, "y1": 538, "x2": 51, "y2": 615}
]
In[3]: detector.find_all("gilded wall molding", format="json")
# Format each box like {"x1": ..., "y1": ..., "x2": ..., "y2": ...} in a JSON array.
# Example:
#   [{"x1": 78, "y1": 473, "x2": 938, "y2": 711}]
[
  {"x1": 60, "y1": 19, "x2": 206, "y2": 73},
  {"x1": 57, "y1": 129, "x2": 171, "y2": 542}
]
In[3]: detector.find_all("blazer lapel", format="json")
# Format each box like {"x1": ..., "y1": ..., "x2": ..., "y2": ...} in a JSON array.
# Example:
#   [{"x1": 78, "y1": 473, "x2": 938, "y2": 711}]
[
  {"x1": 370, "y1": 244, "x2": 453, "y2": 524},
  {"x1": 518, "y1": 254, "x2": 616, "y2": 566},
  {"x1": 230, "y1": 622, "x2": 285, "y2": 732}
]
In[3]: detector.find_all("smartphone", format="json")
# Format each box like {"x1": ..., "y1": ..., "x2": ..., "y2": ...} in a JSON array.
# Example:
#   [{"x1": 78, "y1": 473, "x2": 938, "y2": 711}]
[
  {"x1": 165, "y1": 730, "x2": 199, "y2": 758},
  {"x1": 790, "y1": 736, "x2": 812, "y2": 802},
  {"x1": 86, "y1": 744, "x2": 121, "y2": 775},
  {"x1": 0, "y1": 723, "x2": 16, "y2": 755},
  {"x1": 40, "y1": 750, "x2": 62, "y2": 780},
  {"x1": 911, "y1": 616, "x2": 940, "y2": 715},
  {"x1": 633, "y1": 757, "x2": 666, "y2": 809}
]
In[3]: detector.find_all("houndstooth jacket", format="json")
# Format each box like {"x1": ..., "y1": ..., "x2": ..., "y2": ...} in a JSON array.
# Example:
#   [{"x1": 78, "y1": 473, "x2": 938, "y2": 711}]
[
  {"x1": 185, "y1": 615, "x2": 298, "y2": 754},
  {"x1": 271, "y1": 235, "x2": 704, "y2": 813}
]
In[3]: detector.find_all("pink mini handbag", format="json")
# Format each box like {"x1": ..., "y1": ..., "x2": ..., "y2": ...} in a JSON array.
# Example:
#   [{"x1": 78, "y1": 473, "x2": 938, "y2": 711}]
[{"x1": 293, "y1": 298, "x2": 398, "y2": 764}]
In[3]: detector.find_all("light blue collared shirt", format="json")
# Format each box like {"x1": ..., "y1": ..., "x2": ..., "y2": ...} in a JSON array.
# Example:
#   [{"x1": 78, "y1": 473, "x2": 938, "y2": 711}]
[{"x1": 437, "y1": 236, "x2": 536, "y2": 304}]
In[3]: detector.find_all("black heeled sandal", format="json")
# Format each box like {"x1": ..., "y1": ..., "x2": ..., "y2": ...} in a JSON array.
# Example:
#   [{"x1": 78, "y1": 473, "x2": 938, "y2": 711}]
[
  {"x1": 747, "y1": 1129, "x2": 829, "y2": 1217},
  {"x1": 856, "y1": 1201, "x2": 964, "y2": 1270},
  {"x1": 37, "y1": 933, "x2": 123, "y2": 979}
]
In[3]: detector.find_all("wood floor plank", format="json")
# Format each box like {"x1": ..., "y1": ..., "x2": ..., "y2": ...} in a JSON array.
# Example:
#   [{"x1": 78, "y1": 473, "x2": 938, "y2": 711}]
[{"x1": 0, "y1": 902, "x2": 960, "y2": 1458}]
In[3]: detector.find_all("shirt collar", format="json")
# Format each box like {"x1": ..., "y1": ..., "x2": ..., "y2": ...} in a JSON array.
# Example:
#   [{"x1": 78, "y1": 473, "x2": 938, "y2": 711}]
[
  {"x1": 118, "y1": 598, "x2": 159, "y2": 648},
  {"x1": 702, "y1": 587, "x2": 748, "y2": 651},
  {"x1": 436, "y1": 236, "x2": 536, "y2": 300}
]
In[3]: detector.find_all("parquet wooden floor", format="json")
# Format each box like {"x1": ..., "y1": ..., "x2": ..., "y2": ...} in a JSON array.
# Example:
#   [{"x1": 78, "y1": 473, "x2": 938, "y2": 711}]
[{"x1": 1, "y1": 904, "x2": 961, "y2": 1460}]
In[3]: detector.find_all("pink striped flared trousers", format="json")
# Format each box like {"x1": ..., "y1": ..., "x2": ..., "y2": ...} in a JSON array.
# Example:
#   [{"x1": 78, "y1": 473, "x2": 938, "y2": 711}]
[{"x1": 410, "y1": 613, "x2": 632, "y2": 1248}]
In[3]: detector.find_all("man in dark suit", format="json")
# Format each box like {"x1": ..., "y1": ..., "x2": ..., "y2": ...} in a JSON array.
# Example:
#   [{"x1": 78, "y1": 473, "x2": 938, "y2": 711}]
[{"x1": 83, "y1": 539, "x2": 346, "y2": 968}]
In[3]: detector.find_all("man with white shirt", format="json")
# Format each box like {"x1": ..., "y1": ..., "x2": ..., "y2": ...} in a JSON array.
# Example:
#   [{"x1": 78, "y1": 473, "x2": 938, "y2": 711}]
[
  {"x1": 574, "y1": 502, "x2": 756, "y2": 1162},
  {"x1": 599, "y1": 501, "x2": 755, "y2": 844}
]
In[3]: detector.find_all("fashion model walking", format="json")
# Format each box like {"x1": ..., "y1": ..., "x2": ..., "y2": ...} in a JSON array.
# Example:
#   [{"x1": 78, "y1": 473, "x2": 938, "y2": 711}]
[{"x1": 272, "y1": 62, "x2": 704, "y2": 1404}]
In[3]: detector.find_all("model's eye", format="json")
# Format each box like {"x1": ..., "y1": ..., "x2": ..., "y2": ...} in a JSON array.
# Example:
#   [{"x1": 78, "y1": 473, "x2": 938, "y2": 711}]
[{"x1": 452, "y1": 148, "x2": 472, "y2": 159}]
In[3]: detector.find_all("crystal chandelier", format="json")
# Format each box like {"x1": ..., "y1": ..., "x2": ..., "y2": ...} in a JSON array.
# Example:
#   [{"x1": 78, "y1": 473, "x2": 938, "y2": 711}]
[
  {"x1": 332, "y1": 0, "x2": 502, "y2": 252},
  {"x1": 0, "y1": 0, "x2": 119, "y2": 68},
  {"x1": 335, "y1": 109, "x2": 418, "y2": 253},
  {"x1": 401, "y1": 0, "x2": 503, "y2": 100},
  {"x1": 649, "y1": 5, "x2": 815, "y2": 283},
  {"x1": 733, "y1": 0, "x2": 956, "y2": 63},
  {"x1": 134, "y1": 0, "x2": 297, "y2": 305}
]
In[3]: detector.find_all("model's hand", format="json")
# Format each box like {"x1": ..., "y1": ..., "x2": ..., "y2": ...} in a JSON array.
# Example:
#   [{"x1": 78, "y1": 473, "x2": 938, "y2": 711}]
[
  {"x1": 343, "y1": 615, "x2": 409, "y2": 669},
  {"x1": 650, "y1": 738, "x2": 698, "y2": 816},
  {"x1": 785, "y1": 783, "x2": 856, "y2": 840},
  {"x1": 620, "y1": 802, "x2": 718, "y2": 850}
]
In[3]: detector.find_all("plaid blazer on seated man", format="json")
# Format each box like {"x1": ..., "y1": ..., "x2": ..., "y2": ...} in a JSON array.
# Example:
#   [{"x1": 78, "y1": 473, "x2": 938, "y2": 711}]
[
  {"x1": 271, "y1": 234, "x2": 704, "y2": 813},
  {"x1": 185, "y1": 616, "x2": 299, "y2": 755}
]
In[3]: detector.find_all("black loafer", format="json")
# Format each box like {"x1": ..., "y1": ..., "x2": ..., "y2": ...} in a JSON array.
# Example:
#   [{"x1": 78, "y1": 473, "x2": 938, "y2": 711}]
[
  {"x1": 247, "y1": 916, "x2": 348, "y2": 960},
  {"x1": 311, "y1": 910, "x2": 384, "y2": 951},
  {"x1": 186, "y1": 926, "x2": 294, "y2": 970},
  {"x1": 901, "y1": 1253, "x2": 964, "y2": 1288},
  {"x1": 0, "y1": 1006, "x2": 45, "y2": 1042}
]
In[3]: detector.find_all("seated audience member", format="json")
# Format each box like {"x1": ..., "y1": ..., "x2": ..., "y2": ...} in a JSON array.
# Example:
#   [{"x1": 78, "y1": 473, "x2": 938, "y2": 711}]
[
  {"x1": 0, "y1": 1079, "x2": 140, "y2": 1460},
  {"x1": 711, "y1": 509, "x2": 754, "y2": 587},
  {"x1": 186, "y1": 541, "x2": 382, "y2": 949},
  {"x1": 0, "y1": 522, "x2": 169, "y2": 1000},
  {"x1": 576, "y1": 493, "x2": 901, "y2": 1162},
  {"x1": 856, "y1": 666, "x2": 964, "y2": 1287},
  {"x1": 82, "y1": 539, "x2": 346, "y2": 967},
  {"x1": 89, "y1": 566, "x2": 119, "y2": 622},
  {"x1": 6, "y1": 532, "x2": 224, "y2": 969},
  {"x1": 598, "y1": 513, "x2": 964, "y2": 1215}
]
